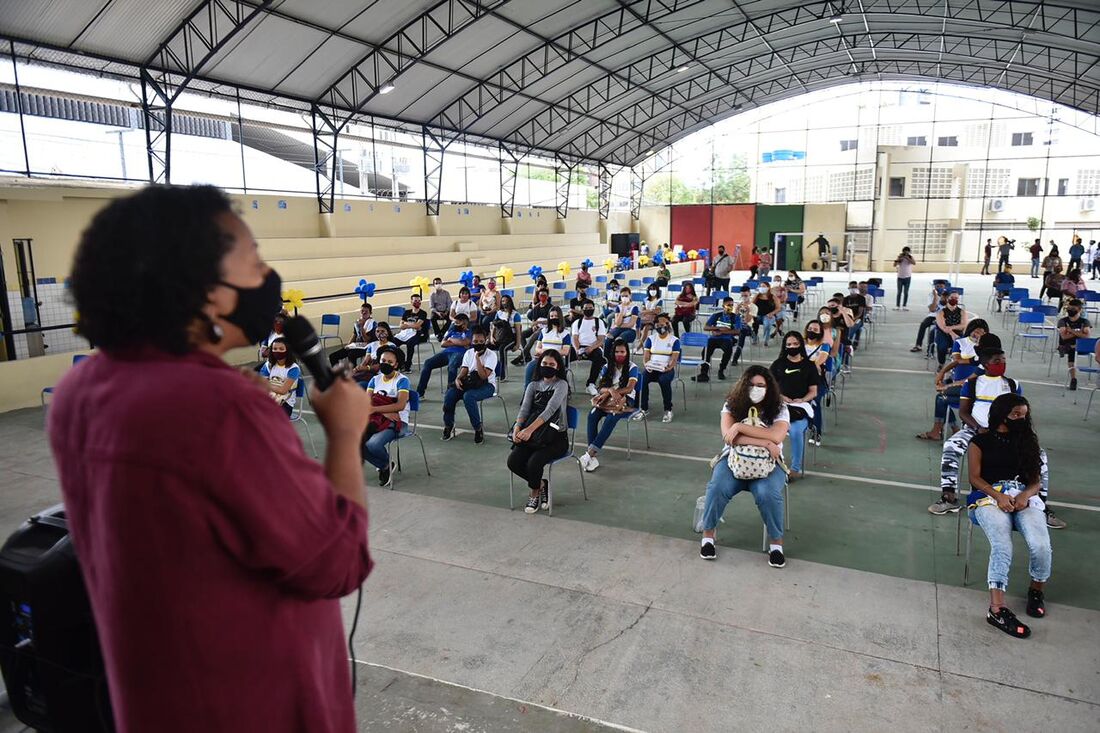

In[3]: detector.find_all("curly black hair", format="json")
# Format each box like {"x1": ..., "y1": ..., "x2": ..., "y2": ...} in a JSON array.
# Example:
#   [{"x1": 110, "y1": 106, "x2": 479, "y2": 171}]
[{"x1": 70, "y1": 185, "x2": 234, "y2": 354}]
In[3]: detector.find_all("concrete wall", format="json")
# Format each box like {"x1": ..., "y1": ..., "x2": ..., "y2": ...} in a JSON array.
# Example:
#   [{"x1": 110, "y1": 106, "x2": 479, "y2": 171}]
[{"x1": 639, "y1": 206, "x2": 670, "y2": 246}]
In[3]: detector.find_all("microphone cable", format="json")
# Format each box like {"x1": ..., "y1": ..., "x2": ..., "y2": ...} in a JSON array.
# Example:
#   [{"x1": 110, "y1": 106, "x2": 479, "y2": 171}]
[{"x1": 348, "y1": 583, "x2": 364, "y2": 695}]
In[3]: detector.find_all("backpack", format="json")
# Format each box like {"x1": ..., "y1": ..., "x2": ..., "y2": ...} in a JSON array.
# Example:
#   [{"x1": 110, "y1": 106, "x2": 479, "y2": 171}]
[{"x1": 725, "y1": 407, "x2": 778, "y2": 479}]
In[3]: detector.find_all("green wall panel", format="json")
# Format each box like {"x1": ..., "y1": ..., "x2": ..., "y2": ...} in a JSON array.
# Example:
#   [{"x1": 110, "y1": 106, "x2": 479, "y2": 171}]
[{"x1": 754, "y1": 204, "x2": 805, "y2": 271}]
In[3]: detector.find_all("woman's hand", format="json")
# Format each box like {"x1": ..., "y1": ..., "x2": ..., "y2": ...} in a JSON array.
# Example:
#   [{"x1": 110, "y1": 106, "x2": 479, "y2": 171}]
[
  {"x1": 513, "y1": 426, "x2": 529, "y2": 443},
  {"x1": 994, "y1": 492, "x2": 1015, "y2": 513},
  {"x1": 1011, "y1": 493, "x2": 1032, "y2": 512},
  {"x1": 722, "y1": 423, "x2": 740, "y2": 445},
  {"x1": 765, "y1": 442, "x2": 782, "y2": 461}
]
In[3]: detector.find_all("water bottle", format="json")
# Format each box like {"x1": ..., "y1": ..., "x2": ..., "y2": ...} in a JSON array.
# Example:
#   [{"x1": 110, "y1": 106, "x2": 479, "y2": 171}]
[{"x1": 693, "y1": 496, "x2": 706, "y2": 533}]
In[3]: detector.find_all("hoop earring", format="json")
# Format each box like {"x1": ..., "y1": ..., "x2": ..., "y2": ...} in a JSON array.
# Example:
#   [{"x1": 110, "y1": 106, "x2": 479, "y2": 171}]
[{"x1": 207, "y1": 320, "x2": 224, "y2": 344}]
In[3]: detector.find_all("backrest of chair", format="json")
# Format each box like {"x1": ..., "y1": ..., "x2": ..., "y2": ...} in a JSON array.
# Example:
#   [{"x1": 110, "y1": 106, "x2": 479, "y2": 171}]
[
  {"x1": 628, "y1": 279, "x2": 642, "y2": 287},
  {"x1": 948, "y1": 287, "x2": 964, "y2": 295},
  {"x1": 692, "y1": 277, "x2": 706, "y2": 285},
  {"x1": 1035, "y1": 305, "x2": 1059, "y2": 317},
  {"x1": 566, "y1": 405, "x2": 578, "y2": 430},
  {"x1": 1076, "y1": 337, "x2": 1099, "y2": 355},
  {"x1": 1009, "y1": 288, "x2": 1028, "y2": 301},
  {"x1": 408, "y1": 390, "x2": 420, "y2": 412},
  {"x1": 1082, "y1": 291, "x2": 1100, "y2": 302},
  {"x1": 681, "y1": 331, "x2": 710, "y2": 349},
  {"x1": 631, "y1": 292, "x2": 646, "y2": 302},
  {"x1": 387, "y1": 305, "x2": 404, "y2": 318},
  {"x1": 595, "y1": 275, "x2": 608, "y2": 283},
  {"x1": 295, "y1": 378, "x2": 306, "y2": 398},
  {"x1": 786, "y1": 292, "x2": 799, "y2": 303},
  {"x1": 563, "y1": 291, "x2": 575, "y2": 301},
  {"x1": 1019, "y1": 311, "x2": 1044, "y2": 324},
  {"x1": 73, "y1": 354, "x2": 89, "y2": 365},
  {"x1": 712, "y1": 291, "x2": 729, "y2": 300},
  {"x1": 321, "y1": 314, "x2": 340, "y2": 326},
  {"x1": 699, "y1": 296, "x2": 716, "y2": 306},
  {"x1": 551, "y1": 281, "x2": 565, "y2": 290},
  {"x1": 668, "y1": 284, "x2": 682, "y2": 292},
  {"x1": 501, "y1": 289, "x2": 515, "y2": 297},
  {"x1": 1020, "y1": 298, "x2": 1042, "y2": 309},
  {"x1": 642, "y1": 276, "x2": 655, "y2": 283}
]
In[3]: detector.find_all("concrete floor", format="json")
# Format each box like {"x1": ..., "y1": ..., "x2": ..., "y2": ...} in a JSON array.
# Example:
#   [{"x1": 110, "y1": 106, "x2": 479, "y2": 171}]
[{"x1": 1, "y1": 271, "x2": 1098, "y2": 731}]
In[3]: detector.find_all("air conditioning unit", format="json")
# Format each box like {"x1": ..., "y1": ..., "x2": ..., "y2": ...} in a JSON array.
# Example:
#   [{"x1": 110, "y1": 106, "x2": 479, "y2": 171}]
[
  {"x1": 987, "y1": 198, "x2": 1005, "y2": 212},
  {"x1": 1081, "y1": 198, "x2": 1097, "y2": 212}
]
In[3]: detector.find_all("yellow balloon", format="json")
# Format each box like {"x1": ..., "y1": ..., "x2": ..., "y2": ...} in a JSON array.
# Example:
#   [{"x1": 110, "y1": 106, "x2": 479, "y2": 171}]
[
  {"x1": 409, "y1": 276, "x2": 431, "y2": 297},
  {"x1": 687, "y1": 249, "x2": 699, "y2": 260},
  {"x1": 557, "y1": 261, "x2": 571, "y2": 279},
  {"x1": 604, "y1": 257, "x2": 617, "y2": 273},
  {"x1": 638, "y1": 255, "x2": 650, "y2": 266},
  {"x1": 282, "y1": 288, "x2": 305, "y2": 310},
  {"x1": 495, "y1": 266, "x2": 514, "y2": 286}
]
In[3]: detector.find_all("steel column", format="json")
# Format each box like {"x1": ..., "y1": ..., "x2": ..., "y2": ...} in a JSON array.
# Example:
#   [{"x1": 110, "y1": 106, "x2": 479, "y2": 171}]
[
  {"x1": 555, "y1": 157, "x2": 579, "y2": 219},
  {"x1": 598, "y1": 163, "x2": 613, "y2": 220},
  {"x1": 630, "y1": 167, "x2": 644, "y2": 221}
]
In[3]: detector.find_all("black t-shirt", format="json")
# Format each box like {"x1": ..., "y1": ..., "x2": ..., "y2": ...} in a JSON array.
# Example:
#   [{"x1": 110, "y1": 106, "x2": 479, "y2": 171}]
[
  {"x1": 1057, "y1": 315, "x2": 1090, "y2": 345},
  {"x1": 527, "y1": 303, "x2": 552, "y2": 325},
  {"x1": 402, "y1": 308, "x2": 429, "y2": 336},
  {"x1": 754, "y1": 294, "x2": 775, "y2": 316},
  {"x1": 971, "y1": 431, "x2": 1027, "y2": 486},
  {"x1": 769, "y1": 356, "x2": 818, "y2": 401},
  {"x1": 569, "y1": 296, "x2": 593, "y2": 314},
  {"x1": 843, "y1": 294, "x2": 867, "y2": 319}
]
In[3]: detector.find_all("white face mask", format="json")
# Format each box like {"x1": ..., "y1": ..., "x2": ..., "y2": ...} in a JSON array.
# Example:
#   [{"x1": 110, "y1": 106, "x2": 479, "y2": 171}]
[
  {"x1": 850, "y1": 288, "x2": 859, "y2": 295},
  {"x1": 819, "y1": 313, "x2": 831, "y2": 323},
  {"x1": 749, "y1": 385, "x2": 767, "y2": 404}
]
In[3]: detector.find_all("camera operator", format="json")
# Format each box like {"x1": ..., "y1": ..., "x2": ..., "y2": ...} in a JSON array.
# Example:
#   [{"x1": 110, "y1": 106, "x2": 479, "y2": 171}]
[
  {"x1": 48, "y1": 186, "x2": 374, "y2": 732},
  {"x1": 997, "y1": 236, "x2": 1015, "y2": 273}
]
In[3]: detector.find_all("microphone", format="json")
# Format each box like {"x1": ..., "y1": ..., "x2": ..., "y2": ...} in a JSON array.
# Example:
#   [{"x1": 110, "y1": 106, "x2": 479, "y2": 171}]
[{"x1": 283, "y1": 315, "x2": 335, "y2": 391}]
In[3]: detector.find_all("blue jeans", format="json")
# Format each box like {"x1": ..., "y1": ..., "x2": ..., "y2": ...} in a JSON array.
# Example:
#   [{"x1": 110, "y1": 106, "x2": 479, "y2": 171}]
[
  {"x1": 701, "y1": 460, "x2": 785, "y2": 541},
  {"x1": 586, "y1": 408, "x2": 631, "y2": 452},
  {"x1": 811, "y1": 391, "x2": 825, "y2": 436},
  {"x1": 787, "y1": 417, "x2": 808, "y2": 472},
  {"x1": 1031, "y1": 258, "x2": 1041, "y2": 278},
  {"x1": 933, "y1": 330, "x2": 953, "y2": 366},
  {"x1": 640, "y1": 369, "x2": 675, "y2": 411},
  {"x1": 443, "y1": 382, "x2": 495, "y2": 429},
  {"x1": 604, "y1": 328, "x2": 636, "y2": 356},
  {"x1": 973, "y1": 503, "x2": 1052, "y2": 591},
  {"x1": 362, "y1": 423, "x2": 410, "y2": 470},
  {"x1": 417, "y1": 350, "x2": 463, "y2": 395}
]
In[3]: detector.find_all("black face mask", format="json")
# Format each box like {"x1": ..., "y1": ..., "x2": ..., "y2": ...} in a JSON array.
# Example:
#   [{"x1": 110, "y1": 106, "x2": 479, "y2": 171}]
[
  {"x1": 378, "y1": 362, "x2": 396, "y2": 376},
  {"x1": 1067, "y1": 309, "x2": 1080, "y2": 317},
  {"x1": 1004, "y1": 417, "x2": 1026, "y2": 432},
  {"x1": 219, "y1": 269, "x2": 283, "y2": 344},
  {"x1": 473, "y1": 343, "x2": 487, "y2": 353},
  {"x1": 540, "y1": 365, "x2": 558, "y2": 379},
  {"x1": 806, "y1": 331, "x2": 821, "y2": 341},
  {"x1": 583, "y1": 309, "x2": 595, "y2": 317},
  {"x1": 785, "y1": 346, "x2": 802, "y2": 357},
  {"x1": 548, "y1": 319, "x2": 562, "y2": 329}
]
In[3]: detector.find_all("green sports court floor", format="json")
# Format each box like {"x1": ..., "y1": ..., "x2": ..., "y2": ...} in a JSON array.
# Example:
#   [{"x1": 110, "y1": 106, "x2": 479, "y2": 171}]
[{"x1": 1, "y1": 271, "x2": 1098, "y2": 731}]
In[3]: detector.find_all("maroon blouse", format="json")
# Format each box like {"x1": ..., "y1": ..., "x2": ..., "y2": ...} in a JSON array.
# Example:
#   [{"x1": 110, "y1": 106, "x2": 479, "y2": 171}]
[{"x1": 47, "y1": 348, "x2": 372, "y2": 732}]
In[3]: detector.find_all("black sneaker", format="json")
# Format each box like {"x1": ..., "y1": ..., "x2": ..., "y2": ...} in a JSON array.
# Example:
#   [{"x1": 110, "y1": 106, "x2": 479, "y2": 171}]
[
  {"x1": 986, "y1": 606, "x2": 1031, "y2": 638},
  {"x1": 524, "y1": 495, "x2": 540, "y2": 514},
  {"x1": 1045, "y1": 510, "x2": 1066, "y2": 529},
  {"x1": 693, "y1": 372, "x2": 710, "y2": 383},
  {"x1": 717, "y1": 370, "x2": 727, "y2": 380},
  {"x1": 1026, "y1": 589, "x2": 1046, "y2": 619},
  {"x1": 539, "y1": 481, "x2": 549, "y2": 510},
  {"x1": 441, "y1": 425, "x2": 454, "y2": 441},
  {"x1": 379, "y1": 461, "x2": 394, "y2": 487},
  {"x1": 1069, "y1": 378, "x2": 1078, "y2": 391},
  {"x1": 768, "y1": 548, "x2": 786, "y2": 568},
  {"x1": 474, "y1": 427, "x2": 484, "y2": 444},
  {"x1": 699, "y1": 541, "x2": 716, "y2": 560},
  {"x1": 510, "y1": 355, "x2": 525, "y2": 366}
]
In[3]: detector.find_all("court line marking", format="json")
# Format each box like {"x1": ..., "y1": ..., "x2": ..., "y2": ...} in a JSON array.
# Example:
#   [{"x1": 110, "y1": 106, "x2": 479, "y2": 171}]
[
  {"x1": 351, "y1": 659, "x2": 647, "y2": 733},
  {"x1": 300, "y1": 410, "x2": 1098, "y2": 513}
]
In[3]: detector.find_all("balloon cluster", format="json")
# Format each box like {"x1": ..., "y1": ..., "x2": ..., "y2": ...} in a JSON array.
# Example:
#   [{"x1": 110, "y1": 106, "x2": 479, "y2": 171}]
[
  {"x1": 581, "y1": 258, "x2": 594, "y2": 269},
  {"x1": 528, "y1": 264, "x2": 543, "y2": 281},
  {"x1": 458, "y1": 270, "x2": 476, "y2": 288},
  {"x1": 638, "y1": 254, "x2": 650, "y2": 266},
  {"x1": 603, "y1": 257, "x2": 617, "y2": 273},
  {"x1": 687, "y1": 249, "x2": 700, "y2": 261},
  {"x1": 354, "y1": 279, "x2": 376, "y2": 301},
  {"x1": 495, "y1": 265, "x2": 514, "y2": 286},
  {"x1": 409, "y1": 276, "x2": 432, "y2": 296},
  {"x1": 618, "y1": 256, "x2": 632, "y2": 272},
  {"x1": 282, "y1": 288, "x2": 305, "y2": 313},
  {"x1": 557, "y1": 261, "x2": 571, "y2": 279}
]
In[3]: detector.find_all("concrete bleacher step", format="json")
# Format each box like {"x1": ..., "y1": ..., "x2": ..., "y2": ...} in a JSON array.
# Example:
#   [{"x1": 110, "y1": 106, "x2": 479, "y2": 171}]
[{"x1": 257, "y1": 232, "x2": 599, "y2": 261}]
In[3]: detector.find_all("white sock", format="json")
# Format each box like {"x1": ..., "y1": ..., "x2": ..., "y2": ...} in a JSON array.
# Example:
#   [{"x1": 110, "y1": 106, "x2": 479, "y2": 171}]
[
  {"x1": 701, "y1": 537, "x2": 715, "y2": 546},
  {"x1": 769, "y1": 544, "x2": 783, "y2": 553}
]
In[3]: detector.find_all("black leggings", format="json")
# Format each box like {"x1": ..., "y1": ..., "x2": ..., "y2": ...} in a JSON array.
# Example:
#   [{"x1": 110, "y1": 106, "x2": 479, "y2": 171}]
[
  {"x1": 672, "y1": 314, "x2": 695, "y2": 336},
  {"x1": 328, "y1": 346, "x2": 367, "y2": 367},
  {"x1": 507, "y1": 431, "x2": 570, "y2": 490},
  {"x1": 574, "y1": 348, "x2": 606, "y2": 386}
]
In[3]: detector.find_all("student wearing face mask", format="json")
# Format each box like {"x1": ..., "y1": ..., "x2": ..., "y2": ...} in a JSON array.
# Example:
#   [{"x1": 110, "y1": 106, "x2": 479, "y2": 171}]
[
  {"x1": 393, "y1": 293, "x2": 429, "y2": 366},
  {"x1": 752, "y1": 282, "x2": 778, "y2": 345},
  {"x1": 514, "y1": 288, "x2": 554, "y2": 365},
  {"x1": 842, "y1": 280, "x2": 867, "y2": 350},
  {"x1": 604, "y1": 288, "x2": 640, "y2": 358},
  {"x1": 571, "y1": 301, "x2": 608, "y2": 395},
  {"x1": 910, "y1": 283, "x2": 950, "y2": 353},
  {"x1": 771, "y1": 276, "x2": 788, "y2": 334},
  {"x1": 450, "y1": 285, "x2": 478, "y2": 326},
  {"x1": 636, "y1": 284, "x2": 664, "y2": 354},
  {"x1": 930, "y1": 346, "x2": 1023, "y2": 515},
  {"x1": 350, "y1": 322, "x2": 395, "y2": 383},
  {"x1": 469, "y1": 275, "x2": 483, "y2": 299},
  {"x1": 785, "y1": 271, "x2": 805, "y2": 319},
  {"x1": 509, "y1": 350, "x2": 570, "y2": 514},
  {"x1": 415, "y1": 313, "x2": 471, "y2": 398},
  {"x1": 568, "y1": 284, "x2": 594, "y2": 326},
  {"x1": 441, "y1": 327, "x2": 498, "y2": 444},
  {"x1": 694, "y1": 297, "x2": 739, "y2": 383},
  {"x1": 327, "y1": 303, "x2": 374, "y2": 368},
  {"x1": 803, "y1": 321, "x2": 830, "y2": 443},
  {"x1": 966, "y1": 394, "x2": 1052, "y2": 639},
  {"x1": 672, "y1": 281, "x2": 700, "y2": 336},
  {"x1": 429, "y1": 277, "x2": 453, "y2": 340},
  {"x1": 698, "y1": 366, "x2": 790, "y2": 567},
  {"x1": 769, "y1": 332, "x2": 817, "y2": 479},
  {"x1": 636, "y1": 314, "x2": 681, "y2": 423},
  {"x1": 605, "y1": 279, "x2": 621, "y2": 312},
  {"x1": 362, "y1": 346, "x2": 411, "y2": 487},
  {"x1": 1057, "y1": 298, "x2": 1092, "y2": 390},
  {"x1": 490, "y1": 294, "x2": 522, "y2": 378},
  {"x1": 933, "y1": 291, "x2": 969, "y2": 367},
  {"x1": 580, "y1": 339, "x2": 641, "y2": 472},
  {"x1": 918, "y1": 319, "x2": 989, "y2": 441},
  {"x1": 758, "y1": 248, "x2": 773, "y2": 278},
  {"x1": 260, "y1": 337, "x2": 301, "y2": 417},
  {"x1": 893, "y1": 246, "x2": 916, "y2": 309},
  {"x1": 477, "y1": 278, "x2": 501, "y2": 328},
  {"x1": 525, "y1": 307, "x2": 572, "y2": 385}
]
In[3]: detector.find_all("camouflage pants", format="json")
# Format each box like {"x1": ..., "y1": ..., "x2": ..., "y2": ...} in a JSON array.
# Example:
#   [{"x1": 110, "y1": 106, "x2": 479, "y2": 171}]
[{"x1": 940, "y1": 427, "x2": 1049, "y2": 500}]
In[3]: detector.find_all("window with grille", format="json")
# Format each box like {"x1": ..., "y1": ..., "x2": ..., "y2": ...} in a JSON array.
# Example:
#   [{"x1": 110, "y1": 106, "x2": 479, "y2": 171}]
[
  {"x1": 966, "y1": 168, "x2": 1011, "y2": 197},
  {"x1": 889, "y1": 177, "x2": 906, "y2": 197},
  {"x1": 1016, "y1": 178, "x2": 1040, "y2": 197},
  {"x1": 775, "y1": 187, "x2": 786, "y2": 203},
  {"x1": 829, "y1": 171, "x2": 854, "y2": 201},
  {"x1": 910, "y1": 167, "x2": 954, "y2": 198},
  {"x1": 1011, "y1": 132, "x2": 1034, "y2": 146},
  {"x1": 1075, "y1": 169, "x2": 1100, "y2": 196},
  {"x1": 1057, "y1": 178, "x2": 1068, "y2": 196},
  {"x1": 804, "y1": 174, "x2": 825, "y2": 202},
  {"x1": 855, "y1": 167, "x2": 874, "y2": 199},
  {"x1": 937, "y1": 136, "x2": 958, "y2": 147},
  {"x1": 839, "y1": 139, "x2": 858, "y2": 151},
  {"x1": 907, "y1": 221, "x2": 950, "y2": 258},
  {"x1": 906, "y1": 136, "x2": 928, "y2": 146}
]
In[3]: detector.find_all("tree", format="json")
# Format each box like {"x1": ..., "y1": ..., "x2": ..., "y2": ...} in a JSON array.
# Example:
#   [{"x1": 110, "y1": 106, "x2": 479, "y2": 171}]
[
  {"x1": 711, "y1": 159, "x2": 751, "y2": 204},
  {"x1": 644, "y1": 174, "x2": 697, "y2": 204}
]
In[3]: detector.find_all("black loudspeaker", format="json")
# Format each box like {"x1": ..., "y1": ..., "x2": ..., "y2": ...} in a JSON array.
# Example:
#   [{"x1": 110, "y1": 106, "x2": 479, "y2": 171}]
[
  {"x1": 0, "y1": 505, "x2": 114, "y2": 732},
  {"x1": 610, "y1": 233, "x2": 639, "y2": 256}
]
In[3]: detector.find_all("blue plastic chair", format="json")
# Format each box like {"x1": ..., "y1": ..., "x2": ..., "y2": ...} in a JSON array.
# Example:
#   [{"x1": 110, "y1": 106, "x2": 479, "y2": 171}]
[
  {"x1": 387, "y1": 305, "x2": 404, "y2": 319},
  {"x1": 552, "y1": 281, "x2": 567, "y2": 290},
  {"x1": 628, "y1": 280, "x2": 642, "y2": 288},
  {"x1": 508, "y1": 405, "x2": 586, "y2": 515},
  {"x1": 595, "y1": 275, "x2": 608, "y2": 283},
  {"x1": 1064, "y1": 337, "x2": 1099, "y2": 418},
  {"x1": 677, "y1": 331, "x2": 712, "y2": 386},
  {"x1": 318, "y1": 314, "x2": 343, "y2": 350},
  {"x1": 289, "y1": 378, "x2": 317, "y2": 457},
  {"x1": 623, "y1": 379, "x2": 651, "y2": 460},
  {"x1": 501, "y1": 288, "x2": 515, "y2": 298},
  {"x1": 631, "y1": 292, "x2": 646, "y2": 302},
  {"x1": 41, "y1": 354, "x2": 89, "y2": 406},
  {"x1": 642, "y1": 276, "x2": 656, "y2": 284},
  {"x1": 1010, "y1": 311, "x2": 1049, "y2": 359},
  {"x1": 388, "y1": 391, "x2": 430, "y2": 488}
]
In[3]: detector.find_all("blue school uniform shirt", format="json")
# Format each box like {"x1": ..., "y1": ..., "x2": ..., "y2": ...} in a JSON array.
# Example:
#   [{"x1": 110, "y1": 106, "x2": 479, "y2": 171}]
[
  {"x1": 597, "y1": 362, "x2": 641, "y2": 404},
  {"x1": 259, "y1": 362, "x2": 302, "y2": 406},
  {"x1": 706, "y1": 311, "x2": 736, "y2": 341},
  {"x1": 441, "y1": 325, "x2": 472, "y2": 354},
  {"x1": 993, "y1": 272, "x2": 1015, "y2": 288},
  {"x1": 950, "y1": 336, "x2": 980, "y2": 381}
]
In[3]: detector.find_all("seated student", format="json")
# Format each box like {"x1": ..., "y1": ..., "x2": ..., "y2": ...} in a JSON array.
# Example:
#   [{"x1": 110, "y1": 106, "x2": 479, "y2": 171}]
[
  {"x1": 350, "y1": 322, "x2": 394, "y2": 383},
  {"x1": 635, "y1": 313, "x2": 681, "y2": 424},
  {"x1": 770, "y1": 276, "x2": 788, "y2": 335},
  {"x1": 477, "y1": 277, "x2": 501, "y2": 329},
  {"x1": 1057, "y1": 298, "x2": 1091, "y2": 390},
  {"x1": 769, "y1": 331, "x2": 817, "y2": 480},
  {"x1": 698, "y1": 366, "x2": 790, "y2": 568},
  {"x1": 579, "y1": 339, "x2": 640, "y2": 472},
  {"x1": 258, "y1": 311, "x2": 289, "y2": 367},
  {"x1": 842, "y1": 280, "x2": 868, "y2": 350},
  {"x1": 752, "y1": 281, "x2": 779, "y2": 345},
  {"x1": 694, "y1": 296, "x2": 739, "y2": 383},
  {"x1": 508, "y1": 349, "x2": 570, "y2": 514},
  {"x1": 568, "y1": 283, "x2": 594, "y2": 326},
  {"x1": 966, "y1": 394, "x2": 1052, "y2": 639},
  {"x1": 635, "y1": 284, "x2": 663, "y2": 353},
  {"x1": 450, "y1": 286, "x2": 478, "y2": 326},
  {"x1": 803, "y1": 320, "x2": 830, "y2": 444},
  {"x1": 392, "y1": 293, "x2": 430, "y2": 366},
  {"x1": 490, "y1": 294, "x2": 522, "y2": 377},
  {"x1": 910, "y1": 283, "x2": 949, "y2": 353},
  {"x1": 415, "y1": 313, "x2": 471, "y2": 397},
  {"x1": 603, "y1": 278, "x2": 621, "y2": 314},
  {"x1": 604, "y1": 288, "x2": 639, "y2": 357},
  {"x1": 785, "y1": 271, "x2": 806, "y2": 319},
  {"x1": 992, "y1": 265, "x2": 1015, "y2": 312},
  {"x1": 933, "y1": 291, "x2": 969, "y2": 367},
  {"x1": 513, "y1": 288, "x2": 553, "y2": 365},
  {"x1": 525, "y1": 307, "x2": 572, "y2": 385},
  {"x1": 929, "y1": 344, "x2": 1023, "y2": 515},
  {"x1": 655, "y1": 262, "x2": 672, "y2": 287},
  {"x1": 575, "y1": 261, "x2": 593, "y2": 289},
  {"x1": 529, "y1": 275, "x2": 550, "y2": 307},
  {"x1": 328, "y1": 302, "x2": 376, "y2": 367},
  {"x1": 918, "y1": 319, "x2": 989, "y2": 441},
  {"x1": 468, "y1": 274, "x2": 483, "y2": 300},
  {"x1": 429, "y1": 277, "x2": 453, "y2": 340},
  {"x1": 259, "y1": 337, "x2": 300, "y2": 417},
  {"x1": 571, "y1": 300, "x2": 608, "y2": 395},
  {"x1": 361, "y1": 346, "x2": 410, "y2": 488},
  {"x1": 1042, "y1": 265, "x2": 1064, "y2": 303},
  {"x1": 1060, "y1": 268, "x2": 1087, "y2": 309},
  {"x1": 671, "y1": 281, "x2": 699, "y2": 336},
  {"x1": 441, "y1": 327, "x2": 498, "y2": 445}
]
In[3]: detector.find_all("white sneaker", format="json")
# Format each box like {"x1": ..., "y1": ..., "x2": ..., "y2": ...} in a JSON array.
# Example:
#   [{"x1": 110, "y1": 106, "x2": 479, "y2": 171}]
[
  {"x1": 662, "y1": 410, "x2": 674, "y2": 423},
  {"x1": 584, "y1": 455, "x2": 599, "y2": 472},
  {"x1": 585, "y1": 383, "x2": 598, "y2": 396},
  {"x1": 633, "y1": 347, "x2": 643, "y2": 355},
  {"x1": 578, "y1": 452, "x2": 591, "y2": 470},
  {"x1": 631, "y1": 409, "x2": 648, "y2": 421}
]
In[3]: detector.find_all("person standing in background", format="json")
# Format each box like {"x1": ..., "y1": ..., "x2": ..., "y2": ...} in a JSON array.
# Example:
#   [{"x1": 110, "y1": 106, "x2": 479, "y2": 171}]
[
  {"x1": 1090, "y1": 240, "x2": 1099, "y2": 280},
  {"x1": 712, "y1": 244, "x2": 733, "y2": 293},
  {"x1": 981, "y1": 238, "x2": 993, "y2": 276},
  {"x1": 1029, "y1": 239, "x2": 1043, "y2": 279},
  {"x1": 893, "y1": 246, "x2": 916, "y2": 310},
  {"x1": 1068, "y1": 236, "x2": 1085, "y2": 273},
  {"x1": 811, "y1": 233, "x2": 830, "y2": 270},
  {"x1": 996, "y1": 236, "x2": 1014, "y2": 273}
]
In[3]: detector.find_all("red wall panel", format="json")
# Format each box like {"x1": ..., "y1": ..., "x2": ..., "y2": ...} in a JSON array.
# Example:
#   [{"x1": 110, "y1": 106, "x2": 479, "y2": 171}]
[
  {"x1": 670, "y1": 205, "x2": 713, "y2": 255},
  {"x1": 711, "y1": 204, "x2": 756, "y2": 270}
]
